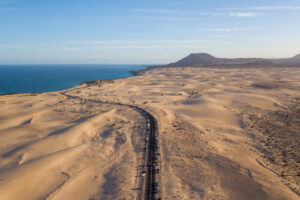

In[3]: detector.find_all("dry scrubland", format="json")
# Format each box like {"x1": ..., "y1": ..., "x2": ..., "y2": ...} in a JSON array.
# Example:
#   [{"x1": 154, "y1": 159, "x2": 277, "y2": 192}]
[{"x1": 0, "y1": 67, "x2": 299, "y2": 200}]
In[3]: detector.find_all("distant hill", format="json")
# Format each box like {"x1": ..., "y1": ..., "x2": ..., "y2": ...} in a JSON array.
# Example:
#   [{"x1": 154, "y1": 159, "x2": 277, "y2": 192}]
[
  {"x1": 165, "y1": 53, "x2": 300, "y2": 67},
  {"x1": 286, "y1": 54, "x2": 300, "y2": 62},
  {"x1": 292, "y1": 54, "x2": 300, "y2": 58},
  {"x1": 291, "y1": 54, "x2": 300, "y2": 60},
  {"x1": 133, "y1": 53, "x2": 300, "y2": 75},
  {"x1": 167, "y1": 53, "x2": 224, "y2": 66},
  {"x1": 270, "y1": 54, "x2": 300, "y2": 65}
]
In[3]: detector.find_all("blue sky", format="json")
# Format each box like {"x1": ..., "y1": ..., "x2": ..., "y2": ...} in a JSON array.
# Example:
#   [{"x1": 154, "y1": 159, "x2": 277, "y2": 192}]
[{"x1": 0, "y1": 0, "x2": 300, "y2": 64}]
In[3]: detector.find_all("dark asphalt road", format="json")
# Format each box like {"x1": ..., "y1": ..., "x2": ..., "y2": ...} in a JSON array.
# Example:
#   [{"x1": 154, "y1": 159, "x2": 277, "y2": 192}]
[{"x1": 61, "y1": 91, "x2": 160, "y2": 200}]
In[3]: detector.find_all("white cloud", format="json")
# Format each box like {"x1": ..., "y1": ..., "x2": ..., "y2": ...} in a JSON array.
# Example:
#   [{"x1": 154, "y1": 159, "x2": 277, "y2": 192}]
[
  {"x1": 249, "y1": 6, "x2": 300, "y2": 10},
  {"x1": 220, "y1": 6, "x2": 300, "y2": 11},
  {"x1": 201, "y1": 12, "x2": 261, "y2": 17},
  {"x1": 229, "y1": 12, "x2": 262, "y2": 17},
  {"x1": 132, "y1": 7, "x2": 262, "y2": 18},
  {"x1": 133, "y1": 9, "x2": 262, "y2": 20}
]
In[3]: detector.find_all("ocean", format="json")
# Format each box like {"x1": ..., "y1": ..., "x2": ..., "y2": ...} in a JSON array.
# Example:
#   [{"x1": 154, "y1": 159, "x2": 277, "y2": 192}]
[{"x1": 0, "y1": 65, "x2": 146, "y2": 95}]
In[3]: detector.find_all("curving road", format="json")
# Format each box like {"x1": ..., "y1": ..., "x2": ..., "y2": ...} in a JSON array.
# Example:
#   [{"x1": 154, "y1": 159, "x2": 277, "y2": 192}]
[{"x1": 61, "y1": 91, "x2": 160, "y2": 200}]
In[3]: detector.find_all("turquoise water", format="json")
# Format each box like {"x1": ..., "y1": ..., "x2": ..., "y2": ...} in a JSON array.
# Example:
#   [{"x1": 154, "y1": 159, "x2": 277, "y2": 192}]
[{"x1": 0, "y1": 65, "x2": 146, "y2": 95}]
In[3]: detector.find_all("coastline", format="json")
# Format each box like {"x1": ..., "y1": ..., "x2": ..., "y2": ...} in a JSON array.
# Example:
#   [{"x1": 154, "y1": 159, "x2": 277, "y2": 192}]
[
  {"x1": 0, "y1": 66, "x2": 299, "y2": 200},
  {"x1": 0, "y1": 65, "x2": 147, "y2": 96},
  {"x1": 2, "y1": 63, "x2": 299, "y2": 96}
]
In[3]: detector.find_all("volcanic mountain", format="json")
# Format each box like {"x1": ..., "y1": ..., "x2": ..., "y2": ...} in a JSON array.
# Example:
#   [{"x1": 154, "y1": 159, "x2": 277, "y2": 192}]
[{"x1": 165, "y1": 53, "x2": 300, "y2": 67}]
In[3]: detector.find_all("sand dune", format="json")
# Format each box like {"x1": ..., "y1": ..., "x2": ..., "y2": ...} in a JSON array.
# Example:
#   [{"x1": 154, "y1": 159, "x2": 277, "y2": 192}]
[
  {"x1": 0, "y1": 93, "x2": 146, "y2": 200},
  {"x1": 0, "y1": 67, "x2": 299, "y2": 199}
]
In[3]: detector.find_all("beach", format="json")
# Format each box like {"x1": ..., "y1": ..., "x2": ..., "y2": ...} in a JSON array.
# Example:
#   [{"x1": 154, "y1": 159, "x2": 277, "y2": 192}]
[{"x1": 0, "y1": 66, "x2": 299, "y2": 200}]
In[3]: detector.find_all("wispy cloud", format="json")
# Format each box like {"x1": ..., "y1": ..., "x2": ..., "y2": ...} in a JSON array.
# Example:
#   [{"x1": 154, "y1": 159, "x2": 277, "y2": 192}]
[
  {"x1": 133, "y1": 10, "x2": 261, "y2": 21},
  {"x1": 220, "y1": 6, "x2": 300, "y2": 11},
  {"x1": 201, "y1": 12, "x2": 261, "y2": 17},
  {"x1": 132, "y1": 9, "x2": 184, "y2": 14},
  {"x1": 68, "y1": 40, "x2": 213, "y2": 45},
  {"x1": 229, "y1": 12, "x2": 262, "y2": 17},
  {"x1": 0, "y1": 40, "x2": 217, "y2": 51},
  {"x1": 0, "y1": 7, "x2": 12, "y2": 12},
  {"x1": 90, "y1": 45, "x2": 200, "y2": 50},
  {"x1": 204, "y1": 27, "x2": 258, "y2": 32},
  {"x1": 0, "y1": 0, "x2": 15, "y2": 5},
  {"x1": 248, "y1": 6, "x2": 300, "y2": 10},
  {"x1": 133, "y1": 9, "x2": 261, "y2": 18},
  {"x1": 0, "y1": 40, "x2": 219, "y2": 51},
  {"x1": 0, "y1": 44, "x2": 21, "y2": 48},
  {"x1": 142, "y1": 16, "x2": 202, "y2": 21},
  {"x1": 0, "y1": 0, "x2": 15, "y2": 14},
  {"x1": 168, "y1": 2, "x2": 185, "y2": 6}
]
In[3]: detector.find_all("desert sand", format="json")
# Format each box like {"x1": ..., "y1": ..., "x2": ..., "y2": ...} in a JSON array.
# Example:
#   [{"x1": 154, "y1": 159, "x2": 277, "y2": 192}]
[{"x1": 0, "y1": 67, "x2": 299, "y2": 200}]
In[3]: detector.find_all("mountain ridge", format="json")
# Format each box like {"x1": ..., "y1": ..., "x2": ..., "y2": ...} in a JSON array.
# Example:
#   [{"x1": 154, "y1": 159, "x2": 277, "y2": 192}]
[
  {"x1": 132, "y1": 53, "x2": 300, "y2": 76},
  {"x1": 165, "y1": 53, "x2": 300, "y2": 67},
  {"x1": 291, "y1": 54, "x2": 300, "y2": 60}
]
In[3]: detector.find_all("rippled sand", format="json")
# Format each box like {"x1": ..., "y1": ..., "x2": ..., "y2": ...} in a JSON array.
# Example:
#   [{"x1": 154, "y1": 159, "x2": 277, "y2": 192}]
[{"x1": 0, "y1": 67, "x2": 299, "y2": 200}]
